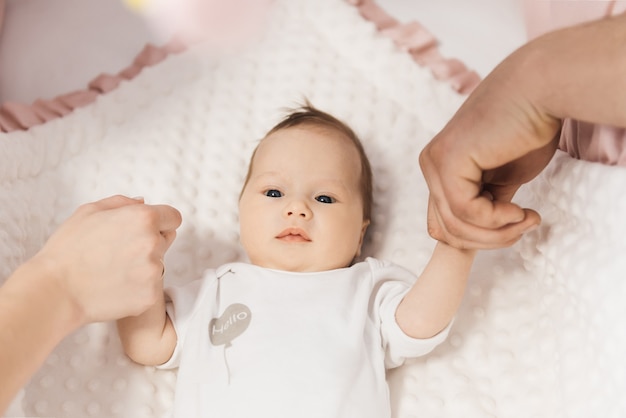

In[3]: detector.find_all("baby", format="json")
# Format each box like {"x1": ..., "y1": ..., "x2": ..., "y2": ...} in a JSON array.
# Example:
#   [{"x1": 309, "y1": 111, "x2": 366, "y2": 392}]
[{"x1": 117, "y1": 104, "x2": 475, "y2": 418}]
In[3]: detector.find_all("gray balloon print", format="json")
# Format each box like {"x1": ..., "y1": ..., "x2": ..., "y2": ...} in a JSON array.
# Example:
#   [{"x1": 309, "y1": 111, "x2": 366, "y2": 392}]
[{"x1": 209, "y1": 303, "x2": 252, "y2": 346}]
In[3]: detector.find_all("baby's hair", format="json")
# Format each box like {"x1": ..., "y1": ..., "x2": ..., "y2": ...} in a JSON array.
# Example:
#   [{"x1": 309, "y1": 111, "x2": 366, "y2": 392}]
[{"x1": 241, "y1": 102, "x2": 373, "y2": 222}]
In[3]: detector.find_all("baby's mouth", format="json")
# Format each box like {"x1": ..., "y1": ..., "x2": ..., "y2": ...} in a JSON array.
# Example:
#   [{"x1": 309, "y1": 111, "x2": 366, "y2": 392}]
[{"x1": 276, "y1": 227, "x2": 311, "y2": 242}]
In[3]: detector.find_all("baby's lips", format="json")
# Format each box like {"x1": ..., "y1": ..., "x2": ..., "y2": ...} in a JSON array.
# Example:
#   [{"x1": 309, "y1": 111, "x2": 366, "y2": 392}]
[{"x1": 276, "y1": 227, "x2": 311, "y2": 241}]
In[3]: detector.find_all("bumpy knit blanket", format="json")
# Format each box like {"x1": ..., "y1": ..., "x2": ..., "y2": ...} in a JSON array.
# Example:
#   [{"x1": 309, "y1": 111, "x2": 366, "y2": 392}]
[{"x1": 1, "y1": 0, "x2": 624, "y2": 417}]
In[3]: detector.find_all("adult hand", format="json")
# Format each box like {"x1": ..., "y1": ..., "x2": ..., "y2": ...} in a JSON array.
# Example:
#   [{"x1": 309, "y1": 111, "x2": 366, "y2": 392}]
[
  {"x1": 420, "y1": 12, "x2": 626, "y2": 249},
  {"x1": 419, "y1": 39, "x2": 561, "y2": 249},
  {"x1": 0, "y1": 195, "x2": 182, "y2": 413},
  {"x1": 30, "y1": 194, "x2": 182, "y2": 324}
]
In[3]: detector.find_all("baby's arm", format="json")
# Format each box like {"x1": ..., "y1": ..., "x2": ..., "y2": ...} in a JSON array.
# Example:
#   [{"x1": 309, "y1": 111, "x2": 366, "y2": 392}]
[
  {"x1": 395, "y1": 242, "x2": 475, "y2": 339},
  {"x1": 116, "y1": 293, "x2": 176, "y2": 366}
]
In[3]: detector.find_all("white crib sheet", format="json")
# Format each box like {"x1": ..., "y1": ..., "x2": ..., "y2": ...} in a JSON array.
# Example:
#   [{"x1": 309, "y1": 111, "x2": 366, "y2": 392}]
[{"x1": 1, "y1": 0, "x2": 625, "y2": 417}]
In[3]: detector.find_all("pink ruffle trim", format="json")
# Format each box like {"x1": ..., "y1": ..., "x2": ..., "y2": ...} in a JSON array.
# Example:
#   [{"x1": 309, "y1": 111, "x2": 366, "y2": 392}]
[
  {"x1": 349, "y1": 0, "x2": 481, "y2": 95},
  {"x1": 0, "y1": 0, "x2": 479, "y2": 134},
  {"x1": 0, "y1": 41, "x2": 186, "y2": 133}
]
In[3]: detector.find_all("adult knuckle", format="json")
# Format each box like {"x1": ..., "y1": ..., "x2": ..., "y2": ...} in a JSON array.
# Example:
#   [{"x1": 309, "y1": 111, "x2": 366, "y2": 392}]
[
  {"x1": 418, "y1": 147, "x2": 428, "y2": 167},
  {"x1": 451, "y1": 203, "x2": 473, "y2": 222},
  {"x1": 169, "y1": 207, "x2": 183, "y2": 225},
  {"x1": 134, "y1": 204, "x2": 159, "y2": 226},
  {"x1": 75, "y1": 201, "x2": 97, "y2": 215},
  {"x1": 444, "y1": 219, "x2": 464, "y2": 238},
  {"x1": 145, "y1": 234, "x2": 162, "y2": 251},
  {"x1": 426, "y1": 222, "x2": 442, "y2": 240}
]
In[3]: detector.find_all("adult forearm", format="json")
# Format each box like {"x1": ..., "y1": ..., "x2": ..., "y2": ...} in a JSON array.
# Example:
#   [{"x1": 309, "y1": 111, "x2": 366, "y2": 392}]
[
  {"x1": 0, "y1": 259, "x2": 83, "y2": 414},
  {"x1": 522, "y1": 12, "x2": 626, "y2": 127}
]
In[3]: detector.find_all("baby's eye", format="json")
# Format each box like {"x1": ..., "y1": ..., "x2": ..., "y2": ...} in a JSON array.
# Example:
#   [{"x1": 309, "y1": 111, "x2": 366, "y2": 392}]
[
  {"x1": 315, "y1": 195, "x2": 335, "y2": 204},
  {"x1": 264, "y1": 189, "x2": 283, "y2": 198}
]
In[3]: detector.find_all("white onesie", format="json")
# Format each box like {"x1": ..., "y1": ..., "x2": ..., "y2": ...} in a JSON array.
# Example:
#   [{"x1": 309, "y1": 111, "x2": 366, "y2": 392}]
[{"x1": 160, "y1": 257, "x2": 451, "y2": 418}]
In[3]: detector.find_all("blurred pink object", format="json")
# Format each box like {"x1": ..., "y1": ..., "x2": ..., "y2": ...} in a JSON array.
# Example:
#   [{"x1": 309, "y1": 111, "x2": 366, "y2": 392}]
[
  {"x1": 523, "y1": 0, "x2": 626, "y2": 165},
  {"x1": 523, "y1": 0, "x2": 626, "y2": 40},
  {"x1": 138, "y1": 0, "x2": 274, "y2": 48}
]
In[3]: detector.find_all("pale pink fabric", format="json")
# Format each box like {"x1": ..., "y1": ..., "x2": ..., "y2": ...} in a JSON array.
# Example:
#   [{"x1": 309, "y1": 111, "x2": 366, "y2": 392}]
[
  {"x1": 522, "y1": 0, "x2": 626, "y2": 40},
  {"x1": 523, "y1": 0, "x2": 626, "y2": 165},
  {"x1": 560, "y1": 120, "x2": 626, "y2": 166},
  {"x1": 0, "y1": 0, "x2": 479, "y2": 134},
  {"x1": 0, "y1": 0, "x2": 5, "y2": 31}
]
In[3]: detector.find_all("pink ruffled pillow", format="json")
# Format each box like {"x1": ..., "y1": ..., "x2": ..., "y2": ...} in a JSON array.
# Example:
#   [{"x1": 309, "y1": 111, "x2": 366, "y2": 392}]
[{"x1": 0, "y1": 0, "x2": 479, "y2": 134}]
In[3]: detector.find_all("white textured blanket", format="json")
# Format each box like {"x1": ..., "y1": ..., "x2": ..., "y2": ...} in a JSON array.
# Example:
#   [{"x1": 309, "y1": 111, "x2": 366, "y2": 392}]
[{"x1": 1, "y1": 0, "x2": 625, "y2": 417}]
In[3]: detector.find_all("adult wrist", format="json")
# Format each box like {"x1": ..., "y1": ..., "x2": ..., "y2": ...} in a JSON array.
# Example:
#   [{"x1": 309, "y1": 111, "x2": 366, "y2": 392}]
[
  {"x1": 498, "y1": 35, "x2": 563, "y2": 148},
  {"x1": 15, "y1": 254, "x2": 86, "y2": 335}
]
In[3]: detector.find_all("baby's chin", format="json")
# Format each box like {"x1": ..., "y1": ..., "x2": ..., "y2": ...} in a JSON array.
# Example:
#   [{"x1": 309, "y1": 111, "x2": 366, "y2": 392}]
[{"x1": 249, "y1": 258, "x2": 352, "y2": 273}]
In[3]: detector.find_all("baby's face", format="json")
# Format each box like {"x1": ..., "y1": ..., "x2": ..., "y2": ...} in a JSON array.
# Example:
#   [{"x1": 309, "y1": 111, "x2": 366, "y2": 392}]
[{"x1": 239, "y1": 126, "x2": 369, "y2": 272}]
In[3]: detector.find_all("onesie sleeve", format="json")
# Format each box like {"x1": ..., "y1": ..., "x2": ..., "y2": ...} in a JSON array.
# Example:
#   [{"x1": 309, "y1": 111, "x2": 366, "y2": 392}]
[
  {"x1": 157, "y1": 276, "x2": 207, "y2": 369},
  {"x1": 367, "y1": 258, "x2": 453, "y2": 369}
]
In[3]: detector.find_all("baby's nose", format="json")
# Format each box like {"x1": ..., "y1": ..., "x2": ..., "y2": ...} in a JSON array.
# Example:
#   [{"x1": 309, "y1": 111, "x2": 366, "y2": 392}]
[{"x1": 284, "y1": 200, "x2": 312, "y2": 219}]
